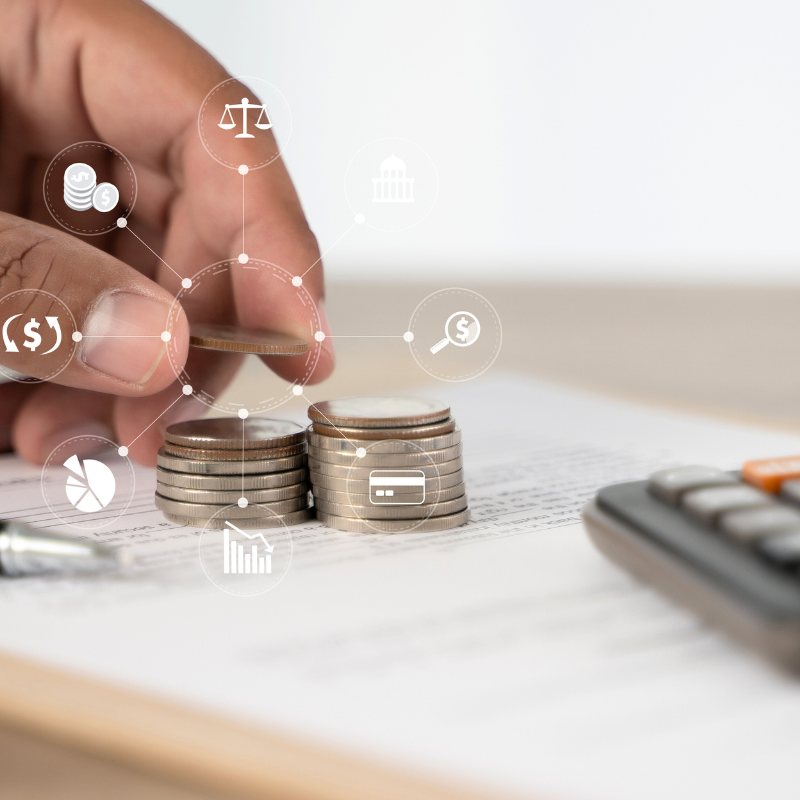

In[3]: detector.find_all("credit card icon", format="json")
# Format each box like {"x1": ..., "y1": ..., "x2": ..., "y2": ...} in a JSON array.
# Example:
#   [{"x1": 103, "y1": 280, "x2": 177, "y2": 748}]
[{"x1": 369, "y1": 470, "x2": 426, "y2": 505}]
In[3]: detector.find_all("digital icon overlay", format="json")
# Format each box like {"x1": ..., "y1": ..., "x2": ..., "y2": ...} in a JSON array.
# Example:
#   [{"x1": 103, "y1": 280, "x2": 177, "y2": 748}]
[
  {"x1": 369, "y1": 470, "x2": 426, "y2": 505},
  {"x1": 218, "y1": 98, "x2": 272, "y2": 138},
  {"x1": 430, "y1": 311, "x2": 481, "y2": 354},
  {"x1": 223, "y1": 521, "x2": 273, "y2": 574},
  {"x1": 407, "y1": 289, "x2": 502, "y2": 382},
  {"x1": 372, "y1": 155, "x2": 415, "y2": 203},
  {"x1": 198, "y1": 504, "x2": 294, "y2": 597},
  {"x1": 64, "y1": 455, "x2": 116, "y2": 513},
  {"x1": 3, "y1": 315, "x2": 62, "y2": 355},
  {"x1": 42, "y1": 436, "x2": 135, "y2": 531},
  {"x1": 44, "y1": 142, "x2": 136, "y2": 235}
]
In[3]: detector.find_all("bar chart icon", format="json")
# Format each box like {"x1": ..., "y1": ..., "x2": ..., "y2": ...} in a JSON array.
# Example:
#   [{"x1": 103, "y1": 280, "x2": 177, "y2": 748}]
[{"x1": 223, "y1": 521, "x2": 273, "y2": 575}]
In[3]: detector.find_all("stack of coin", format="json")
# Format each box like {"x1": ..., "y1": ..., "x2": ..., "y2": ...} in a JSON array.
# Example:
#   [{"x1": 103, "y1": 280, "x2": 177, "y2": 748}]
[
  {"x1": 64, "y1": 163, "x2": 97, "y2": 211},
  {"x1": 155, "y1": 418, "x2": 314, "y2": 529},
  {"x1": 307, "y1": 397, "x2": 470, "y2": 532}
]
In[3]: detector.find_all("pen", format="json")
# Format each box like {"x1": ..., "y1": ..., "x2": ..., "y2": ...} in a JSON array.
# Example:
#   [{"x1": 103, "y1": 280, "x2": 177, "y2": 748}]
[{"x1": 0, "y1": 519, "x2": 130, "y2": 576}]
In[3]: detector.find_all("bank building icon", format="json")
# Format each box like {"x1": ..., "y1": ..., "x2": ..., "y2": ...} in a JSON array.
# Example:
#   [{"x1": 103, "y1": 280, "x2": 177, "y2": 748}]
[{"x1": 372, "y1": 154, "x2": 415, "y2": 203}]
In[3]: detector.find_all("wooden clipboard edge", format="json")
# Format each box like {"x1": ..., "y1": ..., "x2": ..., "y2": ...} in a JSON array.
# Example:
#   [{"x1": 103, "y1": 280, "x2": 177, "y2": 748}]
[{"x1": 0, "y1": 648, "x2": 518, "y2": 800}]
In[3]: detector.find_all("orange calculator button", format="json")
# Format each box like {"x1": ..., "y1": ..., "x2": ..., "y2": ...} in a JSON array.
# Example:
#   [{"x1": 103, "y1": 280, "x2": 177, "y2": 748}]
[{"x1": 742, "y1": 456, "x2": 800, "y2": 493}]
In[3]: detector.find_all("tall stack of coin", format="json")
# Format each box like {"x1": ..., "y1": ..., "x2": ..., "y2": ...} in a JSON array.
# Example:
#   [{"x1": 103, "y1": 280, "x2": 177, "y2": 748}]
[
  {"x1": 307, "y1": 397, "x2": 470, "y2": 532},
  {"x1": 155, "y1": 418, "x2": 313, "y2": 529},
  {"x1": 64, "y1": 163, "x2": 97, "y2": 211}
]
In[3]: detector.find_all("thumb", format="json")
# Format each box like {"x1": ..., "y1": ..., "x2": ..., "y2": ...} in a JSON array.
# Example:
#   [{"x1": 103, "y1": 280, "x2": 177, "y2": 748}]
[{"x1": 0, "y1": 212, "x2": 188, "y2": 394}]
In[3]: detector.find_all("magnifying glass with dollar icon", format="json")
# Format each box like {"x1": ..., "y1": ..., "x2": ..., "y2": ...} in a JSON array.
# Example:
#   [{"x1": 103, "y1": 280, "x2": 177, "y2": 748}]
[{"x1": 429, "y1": 311, "x2": 481, "y2": 354}]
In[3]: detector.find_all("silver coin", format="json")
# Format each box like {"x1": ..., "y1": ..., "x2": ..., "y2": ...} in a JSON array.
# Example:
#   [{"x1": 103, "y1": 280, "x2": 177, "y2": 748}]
[
  {"x1": 312, "y1": 417, "x2": 457, "y2": 440},
  {"x1": 162, "y1": 508, "x2": 315, "y2": 529},
  {"x1": 311, "y1": 483, "x2": 467, "y2": 505},
  {"x1": 315, "y1": 495, "x2": 468, "y2": 520},
  {"x1": 308, "y1": 469, "x2": 464, "y2": 493},
  {"x1": 157, "y1": 467, "x2": 308, "y2": 491},
  {"x1": 64, "y1": 195, "x2": 93, "y2": 211},
  {"x1": 155, "y1": 493, "x2": 309, "y2": 518},
  {"x1": 308, "y1": 397, "x2": 450, "y2": 428},
  {"x1": 308, "y1": 443, "x2": 462, "y2": 467},
  {"x1": 306, "y1": 427, "x2": 461, "y2": 453},
  {"x1": 156, "y1": 481, "x2": 310, "y2": 504},
  {"x1": 308, "y1": 457, "x2": 462, "y2": 480},
  {"x1": 64, "y1": 163, "x2": 96, "y2": 192},
  {"x1": 64, "y1": 185, "x2": 96, "y2": 199},
  {"x1": 316, "y1": 508, "x2": 472, "y2": 533},
  {"x1": 165, "y1": 418, "x2": 305, "y2": 450},
  {"x1": 92, "y1": 182, "x2": 119, "y2": 212},
  {"x1": 163, "y1": 441, "x2": 306, "y2": 461},
  {"x1": 157, "y1": 449, "x2": 306, "y2": 475}
]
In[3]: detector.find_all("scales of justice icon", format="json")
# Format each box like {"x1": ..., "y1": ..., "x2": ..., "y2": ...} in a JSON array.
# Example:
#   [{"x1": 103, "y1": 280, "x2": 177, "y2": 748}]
[{"x1": 218, "y1": 97, "x2": 272, "y2": 138}]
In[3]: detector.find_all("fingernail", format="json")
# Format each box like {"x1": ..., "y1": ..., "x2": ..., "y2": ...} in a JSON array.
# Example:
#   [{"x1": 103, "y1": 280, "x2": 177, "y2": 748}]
[
  {"x1": 41, "y1": 421, "x2": 115, "y2": 462},
  {"x1": 81, "y1": 292, "x2": 172, "y2": 385}
]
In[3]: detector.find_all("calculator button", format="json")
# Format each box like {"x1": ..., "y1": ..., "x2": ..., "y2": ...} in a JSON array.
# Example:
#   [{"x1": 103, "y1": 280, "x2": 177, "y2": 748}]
[
  {"x1": 779, "y1": 479, "x2": 800, "y2": 507},
  {"x1": 757, "y1": 530, "x2": 800, "y2": 566},
  {"x1": 648, "y1": 466, "x2": 736, "y2": 505},
  {"x1": 681, "y1": 485, "x2": 774, "y2": 525},
  {"x1": 718, "y1": 506, "x2": 800, "y2": 544},
  {"x1": 742, "y1": 455, "x2": 800, "y2": 494}
]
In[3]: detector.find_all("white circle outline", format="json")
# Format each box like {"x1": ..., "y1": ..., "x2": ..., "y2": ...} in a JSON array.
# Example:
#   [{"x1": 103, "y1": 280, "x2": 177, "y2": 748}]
[
  {"x1": 41, "y1": 436, "x2": 135, "y2": 531},
  {"x1": 407, "y1": 288, "x2": 503, "y2": 383},
  {"x1": 197, "y1": 76, "x2": 293, "y2": 171},
  {"x1": 43, "y1": 141, "x2": 137, "y2": 236},
  {"x1": 165, "y1": 258, "x2": 322, "y2": 414},
  {"x1": 198, "y1": 503, "x2": 294, "y2": 597},
  {"x1": 344, "y1": 137, "x2": 439, "y2": 233},
  {"x1": 342, "y1": 439, "x2": 443, "y2": 533},
  {"x1": 0, "y1": 290, "x2": 78, "y2": 383}
]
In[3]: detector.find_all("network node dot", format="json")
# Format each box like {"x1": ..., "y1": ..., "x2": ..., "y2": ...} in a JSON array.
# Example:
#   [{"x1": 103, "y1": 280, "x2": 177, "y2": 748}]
[
  {"x1": 181, "y1": 278, "x2": 192, "y2": 289},
  {"x1": 292, "y1": 385, "x2": 303, "y2": 396},
  {"x1": 72, "y1": 331, "x2": 83, "y2": 342},
  {"x1": 314, "y1": 331, "x2": 325, "y2": 342},
  {"x1": 182, "y1": 384, "x2": 193, "y2": 395},
  {"x1": 238, "y1": 408, "x2": 249, "y2": 419},
  {"x1": 118, "y1": 446, "x2": 129, "y2": 457},
  {"x1": 161, "y1": 331, "x2": 171, "y2": 342},
  {"x1": 291, "y1": 276, "x2": 302, "y2": 287},
  {"x1": 355, "y1": 213, "x2": 366, "y2": 224},
  {"x1": 238, "y1": 253, "x2": 249, "y2": 264},
  {"x1": 238, "y1": 164, "x2": 249, "y2": 175},
  {"x1": 238, "y1": 497, "x2": 248, "y2": 508},
  {"x1": 116, "y1": 217, "x2": 127, "y2": 228},
  {"x1": 356, "y1": 447, "x2": 367, "y2": 458},
  {"x1": 403, "y1": 331, "x2": 414, "y2": 342}
]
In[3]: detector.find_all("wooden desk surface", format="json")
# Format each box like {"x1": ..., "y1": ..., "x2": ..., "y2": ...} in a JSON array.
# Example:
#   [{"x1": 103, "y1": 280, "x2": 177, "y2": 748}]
[{"x1": 2, "y1": 282, "x2": 797, "y2": 799}]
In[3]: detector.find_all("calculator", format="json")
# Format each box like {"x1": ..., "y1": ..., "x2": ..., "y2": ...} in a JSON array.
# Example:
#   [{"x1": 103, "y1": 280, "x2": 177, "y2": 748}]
[{"x1": 582, "y1": 457, "x2": 800, "y2": 673}]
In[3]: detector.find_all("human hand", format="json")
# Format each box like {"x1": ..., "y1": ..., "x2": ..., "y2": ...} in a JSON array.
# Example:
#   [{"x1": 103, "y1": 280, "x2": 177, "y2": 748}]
[{"x1": 0, "y1": 0, "x2": 334, "y2": 465}]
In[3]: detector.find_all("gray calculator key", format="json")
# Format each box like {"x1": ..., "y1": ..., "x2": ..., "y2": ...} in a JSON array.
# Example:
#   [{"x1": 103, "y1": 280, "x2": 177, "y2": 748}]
[
  {"x1": 681, "y1": 484, "x2": 774, "y2": 525},
  {"x1": 648, "y1": 465, "x2": 737, "y2": 505},
  {"x1": 780, "y1": 479, "x2": 800, "y2": 507},
  {"x1": 718, "y1": 506, "x2": 800, "y2": 544},
  {"x1": 758, "y1": 530, "x2": 800, "y2": 566}
]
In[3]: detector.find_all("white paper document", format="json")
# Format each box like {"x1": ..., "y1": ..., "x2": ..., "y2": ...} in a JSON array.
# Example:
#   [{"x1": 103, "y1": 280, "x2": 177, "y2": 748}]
[{"x1": 2, "y1": 375, "x2": 800, "y2": 800}]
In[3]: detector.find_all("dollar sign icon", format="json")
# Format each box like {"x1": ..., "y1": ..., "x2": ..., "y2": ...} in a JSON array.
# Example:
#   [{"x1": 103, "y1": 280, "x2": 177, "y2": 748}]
[
  {"x1": 455, "y1": 317, "x2": 470, "y2": 342},
  {"x1": 23, "y1": 319, "x2": 41, "y2": 352},
  {"x1": 101, "y1": 188, "x2": 110, "y2": 207}
]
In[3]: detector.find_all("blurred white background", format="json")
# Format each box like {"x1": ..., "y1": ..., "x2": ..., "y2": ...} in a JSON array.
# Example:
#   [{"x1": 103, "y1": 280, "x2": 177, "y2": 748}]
[{"x1": 149, "y1": 0, "x2": 800, "y2": 283}]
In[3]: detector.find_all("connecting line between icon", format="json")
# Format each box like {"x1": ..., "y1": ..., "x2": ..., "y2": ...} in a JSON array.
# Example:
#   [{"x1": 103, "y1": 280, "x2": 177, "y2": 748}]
[
  {"x1": 292, "y1": 386, "x2": 366, "y2": 455},
  {"x1": 118, "y1": 220, "x2": 191, "y2": 291},
  {"x1": 117, "y1": 385, "x2": 192, "y2": 457},
  {"x1": 298, "y1": 221, "x2": 358, "y2": 280}
]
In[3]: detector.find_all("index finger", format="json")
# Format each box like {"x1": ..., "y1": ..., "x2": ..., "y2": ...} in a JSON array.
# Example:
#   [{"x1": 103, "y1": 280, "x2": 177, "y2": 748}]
[{"x1": 29, "y1": 0, "x2": 334, "y2": 382}]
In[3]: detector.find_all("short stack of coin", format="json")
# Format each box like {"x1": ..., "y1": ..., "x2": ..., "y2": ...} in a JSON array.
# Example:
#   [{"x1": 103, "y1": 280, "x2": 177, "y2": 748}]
[
  {"x1": 155, "y1": 418, "x2": 314, "y2": 529},
  {"x1": 307, "y1": 397, "x2": 470, "y2": 532}
]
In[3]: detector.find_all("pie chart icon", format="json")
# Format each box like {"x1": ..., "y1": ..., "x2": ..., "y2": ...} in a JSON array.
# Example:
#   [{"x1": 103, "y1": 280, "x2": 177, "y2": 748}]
[{"x1": 63, "y1": 454, "x2": 116, "y2": 513}]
